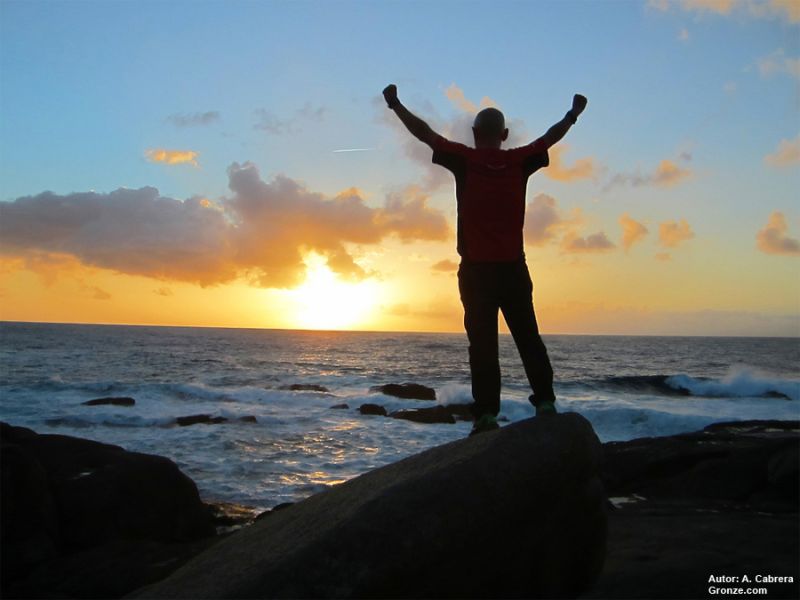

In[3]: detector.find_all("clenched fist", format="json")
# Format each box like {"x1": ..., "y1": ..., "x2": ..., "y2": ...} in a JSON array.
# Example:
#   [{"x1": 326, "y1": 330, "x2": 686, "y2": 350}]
[
  {"x1": 383, "y1": 84, "x2": 399, "y2": 108},
  {"x1": 572, "y1": 94, "x2": 588, "y2": 117}
]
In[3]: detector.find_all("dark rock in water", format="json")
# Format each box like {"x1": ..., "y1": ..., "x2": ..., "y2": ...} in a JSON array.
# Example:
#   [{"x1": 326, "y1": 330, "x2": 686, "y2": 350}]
[
  {"x1": 132, "y1": 414, "x2": 606, "y2": 599},
  {"x1": 175, "y1": 414, "x2": 228, "y2": 427},
  {"x1": 370, "y1": 382, "x2": 436, "y2": 401},
  {"x1": 82, "y1": 396, "x2": 136, "y2": 406},
  {"x1": 389, "y1": 403, "x2": 474, "y2": 425},
  {"x1": 358, "y1": 403, "x2": 387, "y2": 416},
  {"x1": 330, "y1": 403, "x2": 349, "y2": 409},
  {"x1": 444, "y1": 402, "x2": 474, "y2": 421},
  {"x1": 237, "y1": 415, "x2": 257, "y2": 423},
  {"x1": 281, "y1": 383, "x2": 330, "y2": 393},
  {"x1": 389, "y1": 405, "x2": 456, "y2": 424},
  {"x1": 1, "y1": 421, "x2": 215, "y2": 598},
  {"x1": 586, "y1": 419, "x2": 800, "y2": 600}
]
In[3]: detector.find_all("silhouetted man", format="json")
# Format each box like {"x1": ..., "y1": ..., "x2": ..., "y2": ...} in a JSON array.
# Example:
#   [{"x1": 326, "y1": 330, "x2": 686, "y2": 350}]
[{"x1": 383, "y1": 84, "x2": 587, "y2": 435}]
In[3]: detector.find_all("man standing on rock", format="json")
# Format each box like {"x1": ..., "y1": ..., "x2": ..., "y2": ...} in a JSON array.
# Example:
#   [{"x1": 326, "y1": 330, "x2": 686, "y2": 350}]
[{"x1": 383, "y1": 84, "x2": 587, "y2": 435}]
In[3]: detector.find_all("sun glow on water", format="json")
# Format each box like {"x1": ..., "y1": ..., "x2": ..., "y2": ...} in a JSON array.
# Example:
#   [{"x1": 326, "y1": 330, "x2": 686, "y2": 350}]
[{"x1": 289, "y1": 256, "x2": 380, "y2": 330}]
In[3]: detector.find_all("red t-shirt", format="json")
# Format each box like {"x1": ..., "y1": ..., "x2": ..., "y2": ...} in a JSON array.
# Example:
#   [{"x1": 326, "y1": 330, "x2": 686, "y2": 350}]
[{"x1": 432, "y1": 135, "x2": 549, "y2": 262}]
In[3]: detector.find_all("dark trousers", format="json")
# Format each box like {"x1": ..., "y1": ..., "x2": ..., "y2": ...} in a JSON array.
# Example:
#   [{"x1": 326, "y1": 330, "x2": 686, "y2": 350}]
[{"x1": 458, "y1": 259, "x2": 555, "y2": 418}]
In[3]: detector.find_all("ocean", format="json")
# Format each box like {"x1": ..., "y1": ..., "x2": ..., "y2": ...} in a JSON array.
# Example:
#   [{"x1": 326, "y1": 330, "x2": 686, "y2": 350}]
[{"x1": 1, "y1": 321, "x2": 798, "y2": 511}]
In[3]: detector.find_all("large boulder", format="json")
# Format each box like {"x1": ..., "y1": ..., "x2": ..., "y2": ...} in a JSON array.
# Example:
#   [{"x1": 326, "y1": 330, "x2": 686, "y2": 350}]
[
  {"x1": 601, "y1": 419, "x2": 799, "y2": 509},
  {"x1": 0, "y1": 422, "x2": 214, "y2": 557},
  {"x1": 587, "y1": 420, "x2": 800, "y2": 599},
  {"x1": 134, "y1": 413, "x2": 607, "y2": 599}
]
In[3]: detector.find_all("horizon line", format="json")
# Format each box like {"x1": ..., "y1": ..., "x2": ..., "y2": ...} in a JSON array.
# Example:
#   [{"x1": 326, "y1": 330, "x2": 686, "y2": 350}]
[{"x1": 1, "y1": 319, "x2": 798, "y2": 339}]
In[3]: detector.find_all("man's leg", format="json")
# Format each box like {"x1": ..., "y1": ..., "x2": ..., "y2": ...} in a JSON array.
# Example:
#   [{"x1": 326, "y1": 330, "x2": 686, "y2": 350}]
[
  {"x1": 458, "y1": 263, "x2": 501, "y2": 418},
  {"x1": 499, "y1": 262, "x2": 556, "y2": 408}
]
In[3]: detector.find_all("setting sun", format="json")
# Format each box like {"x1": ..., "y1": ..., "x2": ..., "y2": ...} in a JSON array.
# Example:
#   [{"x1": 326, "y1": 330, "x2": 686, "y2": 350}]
[{"x1": 288, "y1": 255, "x2": 381, "y2": 330}]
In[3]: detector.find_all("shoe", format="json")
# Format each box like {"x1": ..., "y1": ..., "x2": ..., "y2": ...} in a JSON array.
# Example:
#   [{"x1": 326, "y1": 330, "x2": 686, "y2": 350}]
[
  {"x1": 469, "y1": 414, "x2": 500, "y2": 437},
  {"x1": 529, "y1": 394, "x2": 558, "y2": 417},
  {"x1": 536, "y1": 400, "x2": 557, "y2": 416}
]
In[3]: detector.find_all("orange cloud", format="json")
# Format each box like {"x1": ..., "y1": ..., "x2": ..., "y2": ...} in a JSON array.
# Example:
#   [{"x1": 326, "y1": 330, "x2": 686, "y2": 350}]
[
  {"x1": 524, "y1": 194, "x2": 582, "y2": 246},
  {"x1": 649, "y1": 0, "x2": 798, "y2": 22},
  {"x1": 444, "y1": 83, "x2": 497, "y2": 114},
  {"x1": 764, "y1": 135, "x2": 800, "y2": 168},
  {"x1": 659, "y1": 219, "x2": 695, "y2": 248},
  {"x1": 0, "y1": 163, "x2": 450, "y2": 289},
  {"x1": 145, "y1": 149, "x2": 199, "y2": 166},
  {"x1": 431, "y1": 259, "x2": 458, "y2": 272},
  {"x1": 561, "y1": 231, "x2": 615, "y2": 254},
  {"x1": 756, "y1": 212, "x2": 800, "y2": 256},
  {"x1": 605, "y1": 158, "x2": 692, "y2": 190},
  {"x1": 751, "y1": 0, "x2": 800, "y2": 23},
  {"x1": 619, "y1": 213, "x2": 649, "y2": 252},
  {"x1": 681, "y1": 0, "x2": 735, "y2": 14},
  {"x1": 653, "y1": 160, "x2": 692, "y2": 186},
  {"x1": 544, "y1": 144, "x2": 599, "y2": 182}
]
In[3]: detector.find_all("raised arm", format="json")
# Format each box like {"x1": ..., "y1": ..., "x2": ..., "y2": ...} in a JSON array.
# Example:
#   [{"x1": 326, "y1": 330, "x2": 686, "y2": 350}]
[
  {"x1": 383, "y1": 84, "x2": 439, "y2": 148},
  {"x1": 537, "y1": 94, "x2": 588, "y2": 149}
]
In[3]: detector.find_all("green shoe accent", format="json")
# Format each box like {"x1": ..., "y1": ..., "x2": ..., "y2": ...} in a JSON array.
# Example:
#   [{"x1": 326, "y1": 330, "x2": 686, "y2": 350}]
[
  {"x1": 536, "y1": 401, "x2": 557, "y2": 416},
  {"x1": 469, "y1": 414, "x2": 499, "y2": 437}
]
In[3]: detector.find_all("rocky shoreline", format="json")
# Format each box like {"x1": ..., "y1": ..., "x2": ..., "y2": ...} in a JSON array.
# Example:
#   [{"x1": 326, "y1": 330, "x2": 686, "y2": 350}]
[{"x1": 2, "y1": 417, "x2": 798, "y2": 599}]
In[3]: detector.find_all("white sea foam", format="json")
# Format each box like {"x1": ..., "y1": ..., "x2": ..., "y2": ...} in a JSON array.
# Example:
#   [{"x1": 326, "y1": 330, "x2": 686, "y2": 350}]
[{"x1": 666, "y1": 366, "x2": 799, "y2": 401}]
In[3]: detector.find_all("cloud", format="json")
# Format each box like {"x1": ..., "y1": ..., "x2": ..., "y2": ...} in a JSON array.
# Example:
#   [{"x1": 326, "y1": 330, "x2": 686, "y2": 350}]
[
  {"x1": 605, "y1": 158, "x2": 692, "y2": 191},
  {"x1": 154, "y1": 287, "x2": 173, "y2": 296},
  {"x1": 764, "y1": 135, "x2": 800, "y2": 168},
  {"x1": 431, "y1": 259, "x2": 458, "y2": 272},
  {"x1": 648, "y1": 0, "x2": 799, "y2": 22},
  {"x1": 653, "y1": 160, "x2": 692, "y2": 186},
  {"x1": 0, "y1": 162, "x2": 450, "y2": 289},
  {"x1": 655, "y1": 252, "x2": 672, "y2": 261},
  {"x1": 750, "y1": 0, "x2": 800, "y2": 23},
  {"x1": 524, "y1": 194, "x2": 613, "y2": 254},
  {"x1": 659, "y1": 218, "x2": 695, "y2": 247},
  {"x1": 723, "y1": 81, "x2": 738, "y2": 94},
  {"x1": 678, "y1": 27, "x2": 690, "y2": 41},
  {"x1": 756, "y1": 212, "x2": 800, "y2": 255},
  {"x1": 525, "y1": 193, "x2": 579, "y2": 246},
  {"x1": 681, "y1": 0, "x2": 736, "y2": 15},
  {"x1": 254, "y1": 103, "x2": 327, "y2": 135},
  {"x1": 561, "y1": 231, "x2": 615, "y2": 254},
  {"x1": 544, "y1": 144, "x2": 599, "y2": 182},
  {"x1": 758, "y1": 49, "x2": 800, "y2": 80},
  {"x1": 253, "y1": 110, "x2": 297, "y2": 135},
  {"x1": 145, "y1": 149, "x2": 199, "y2": 167},
  {"x1": 444, "y1": 83, "x2": 497, "y2": 114},
  {"x1": 619, "y1": 213, "x2": 649, "y2": 251},
  {"x1": 166, "y1": 111, "x2": 220, "y2": 127}
]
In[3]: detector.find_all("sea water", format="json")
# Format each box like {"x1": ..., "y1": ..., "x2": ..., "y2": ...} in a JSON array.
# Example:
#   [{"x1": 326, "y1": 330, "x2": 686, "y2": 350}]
[{"x1": 1, "y1": 322, "x2": 798, "y2": 510}]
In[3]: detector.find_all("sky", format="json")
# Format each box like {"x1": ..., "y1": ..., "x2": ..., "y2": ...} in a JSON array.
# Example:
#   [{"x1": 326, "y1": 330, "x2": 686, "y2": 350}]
[{"x1": 0, "y1": 0, "x2": 798, "y2": 335}]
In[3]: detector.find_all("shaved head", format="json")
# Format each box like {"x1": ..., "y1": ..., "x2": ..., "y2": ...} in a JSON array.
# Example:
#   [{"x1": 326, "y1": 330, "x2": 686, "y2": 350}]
[{"x1": 473, "y1": 107, "x2": 506, "y2": 137}]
